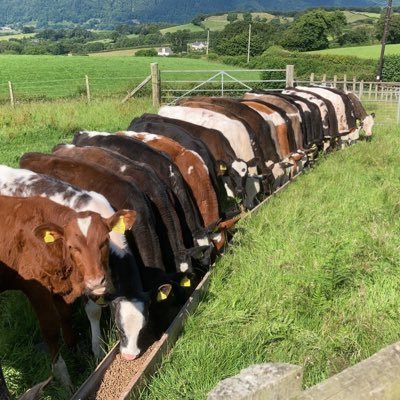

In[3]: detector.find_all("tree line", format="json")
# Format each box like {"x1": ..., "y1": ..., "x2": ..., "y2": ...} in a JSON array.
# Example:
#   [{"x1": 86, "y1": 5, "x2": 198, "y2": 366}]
[{"x1": 0, "y1": 8, "x2": 398, "y2": 57}]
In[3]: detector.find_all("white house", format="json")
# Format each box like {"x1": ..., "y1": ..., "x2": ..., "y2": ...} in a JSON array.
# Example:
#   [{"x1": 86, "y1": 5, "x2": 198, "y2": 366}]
[
  {"x1": 157, "y1": 47, "x2": 173, "y2": 56},
  {"x1": 190, "y1": 41, "x2": 207, "y2": 51}
]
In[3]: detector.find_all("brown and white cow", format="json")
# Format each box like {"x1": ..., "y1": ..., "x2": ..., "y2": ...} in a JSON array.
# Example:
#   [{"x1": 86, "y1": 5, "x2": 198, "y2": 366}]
[
  {"x1": 0, "y1": 195, "x2": 135, "y2": 390},
  {"x1": 158, "y1": 104, "x2": 268, "y2": 209},
  {"x1": 0, "y1": 164, "x2": 147, "y2": 363},
  {"x1": 116, "y1": 131, "x2": 220, "y2": 229},
  {"x1": 346, "y1": 91, "x2": 375, "y2": 140}
]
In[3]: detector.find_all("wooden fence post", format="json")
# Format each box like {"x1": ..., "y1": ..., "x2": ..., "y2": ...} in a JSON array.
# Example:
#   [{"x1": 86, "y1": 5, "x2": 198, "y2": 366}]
[
  {"x1": 285, "y1": 65, "x2": 294, "y2": 88},
  {"x1": 368, "y1": 83, "x2": 372, "y2": 99},
  {"x1": 359, "y1": 80, "x2": 364, "y2": 98},
  {"x1": 343, "y1": 74, "x2": 347, "y2": 91},
  {"x1": 85, "y1": 75, "x2": 91, "y2": 103},
  {"x1": 310, "y1": 73, "x2": 314, "y2": 85},
  {"x1": 352, "y1": 76, "x2": 356, "y2": 92},
  {"x1": 333, "y1": 75, "x2": 337, "y2": 88},
  {"x1": 151, "y1": 62, "x2": 161, "y2": 108},
  {"x1": 8, "y1": 81, "x2": 15, "y2": 108},
  {"x1": 322, "y1": 74, "x2": 326, "y2": 85}
]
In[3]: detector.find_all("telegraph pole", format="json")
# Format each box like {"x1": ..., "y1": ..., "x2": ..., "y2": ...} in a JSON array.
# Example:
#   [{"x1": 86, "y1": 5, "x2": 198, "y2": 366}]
[
  {"x1": 247, "y1": 24, "x2": 251, "y2": 63},
  {"x1": 376, "y1": 0, "x2": 393, "y2": 81},
  {"x1": 206, "y1": 29, "x2": 210, "y2": 55}
]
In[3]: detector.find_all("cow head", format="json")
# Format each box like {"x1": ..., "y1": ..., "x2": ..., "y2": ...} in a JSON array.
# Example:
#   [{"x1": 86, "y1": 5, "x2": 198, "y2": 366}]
[
  {"x1": 361, "y1": 113, "x2": 375, "y2": 138},
  {"x1": 111, "y1": 296, "x2": 148, "y2": 360},
  {"x1": 34, "y1": 209, "x2": 136, "y2": 299}
]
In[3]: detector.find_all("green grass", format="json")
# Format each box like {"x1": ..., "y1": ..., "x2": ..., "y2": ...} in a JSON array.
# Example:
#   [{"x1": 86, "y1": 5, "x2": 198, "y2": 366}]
[
  {"x1": 310, "y1": 43, "x2": 400, "y2": 59},
  {"x1": 160, "y1": 24, "x2": 205, "y2": 34},
  {"x1": 342, "y1": 10, "x2": 379, "y2": 24},
  {"x1": 0, "y1": 55, "x2": 244, "y2": 102},
  {"x1": 0, "y1": 33, "x2": 35, "y2": 41}
]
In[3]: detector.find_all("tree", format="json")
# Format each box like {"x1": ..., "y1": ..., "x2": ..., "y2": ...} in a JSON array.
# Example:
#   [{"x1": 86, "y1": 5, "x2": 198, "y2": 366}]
[
  {"x1": 243, "y1": 12, "x2": 253, "y2": 24},
  {"x1": 376, "y1": 13, "x2": 400, "y2": 44},
  {"x1": 192, "y1": 14, "x2": 205, "y2": 26},
  {"x1": 280, "y1": 10, "x2": 333, "y2": 51},
  {"x1": 227, "y1": 13, "x2": 238, "y2": 24},
  {"x1": 165, "y1": 29, "x2": 190, "y2": 53},
  {"x1": 22, "y1": 26, "x2": 35, "y2": 33},
  {"x1": 212, "y1": 20, "x2": 282, "y2": 57}
]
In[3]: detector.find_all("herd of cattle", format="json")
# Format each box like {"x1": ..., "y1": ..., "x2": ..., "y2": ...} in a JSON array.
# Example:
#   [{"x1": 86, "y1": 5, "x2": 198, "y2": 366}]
[{"x1": 0, "y1": 86, "x2": 374, "y2": 399}]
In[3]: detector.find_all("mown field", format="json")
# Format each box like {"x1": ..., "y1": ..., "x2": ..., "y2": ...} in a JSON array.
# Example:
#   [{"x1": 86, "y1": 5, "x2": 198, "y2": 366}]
[
  {"x1": 311, "y1": 43, "x2": 400, "y2": 59},
  {"x1": 0, "y1": 55, "x2": 255, "y2": 102},
  {"x1": 1, "y1": 98, "x2": 399, "y2": 400}
]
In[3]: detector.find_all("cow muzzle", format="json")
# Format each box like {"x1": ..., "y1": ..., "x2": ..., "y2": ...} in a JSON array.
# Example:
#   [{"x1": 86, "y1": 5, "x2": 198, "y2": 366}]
[{"x1": 86, "y1": 276, "x2": 108, "y2": 296}]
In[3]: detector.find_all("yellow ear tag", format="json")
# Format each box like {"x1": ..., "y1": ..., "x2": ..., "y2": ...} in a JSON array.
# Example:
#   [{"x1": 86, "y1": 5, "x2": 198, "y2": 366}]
[
  {"x1": 219, "y1": 164, "x2": 227, "y2": 172},
  {"x1": 112, "y1": 216, "x2": 126, "y2": 234},
  {"x1": 157, "y1": 290, "x2": 168, "y2": 302},
  {"x1": 44, "y1": 231, "x2": 55, "y2": 243},
  {"x1": 180, "y1": 276, "x2": 191, "y2": 287},
  {"x1": 95, "y1": 296, "x2": 106, "y2": 306}
]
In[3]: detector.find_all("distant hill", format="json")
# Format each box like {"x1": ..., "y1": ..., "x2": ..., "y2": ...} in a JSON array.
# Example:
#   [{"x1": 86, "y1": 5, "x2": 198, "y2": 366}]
[{"x1": 0, "y1": 0, "x2": 385, "y2": 26}]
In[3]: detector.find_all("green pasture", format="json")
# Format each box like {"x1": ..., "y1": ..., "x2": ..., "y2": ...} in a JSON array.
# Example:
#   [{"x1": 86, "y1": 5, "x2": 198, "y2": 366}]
[
  {"x1": 343, "y1": 10, "x2": 380, "y2": 24},
  {"x1": 160, "y1": 23, "x2": 205, "y2": 34},
  {"x1": 310, "y1": 43, "x2": 400, "y2": 59},
  {"x1": 0, "y1": 33, "x2": 35, "y2": 41},
  {"x1": 0, "y1": 55, "x2": 247, "y2": 102}
]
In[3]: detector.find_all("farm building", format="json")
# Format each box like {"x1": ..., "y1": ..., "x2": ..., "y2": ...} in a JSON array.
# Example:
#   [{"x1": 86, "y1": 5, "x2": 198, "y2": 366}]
[{"x1": 157, "y1": 47, "x2": 173, "y2": 56}]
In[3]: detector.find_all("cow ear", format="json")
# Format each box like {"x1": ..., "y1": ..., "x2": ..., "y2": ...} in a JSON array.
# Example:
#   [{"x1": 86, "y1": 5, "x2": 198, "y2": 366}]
[
  {"x1": 217, "y1": 160, "x2": 228, "y2": 176},
  {"x1": 247, "y1": 157, "x2": 260, "y2": 168},
  {"x1": 371, "y1": 112, "x2": 376, "y2": 118},
  {"x1": 156, "y1": 284, "x2": 172, "y2": 302},
  {"x1": 34, "y1": 223, "x2": 64, "y2": 244},
  {"x1": 107, "y1": 210, "x2": 137, "y2": 234}
]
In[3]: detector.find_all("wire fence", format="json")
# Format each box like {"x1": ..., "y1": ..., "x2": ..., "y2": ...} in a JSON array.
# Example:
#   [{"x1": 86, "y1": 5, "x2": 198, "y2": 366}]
[
  {"x1": 296, "y1": 75, "x2": 400, "y2": 125},
  {"x1": 0, "y1": 75, "x2": 151, "y2": 105},
  {"x1": 1, "y1": 66, "x2": 399, "y2": 126}
]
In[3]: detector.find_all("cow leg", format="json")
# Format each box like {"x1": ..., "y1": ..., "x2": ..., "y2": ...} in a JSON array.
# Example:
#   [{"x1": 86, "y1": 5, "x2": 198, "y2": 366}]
[
  {"x1": 21, "y1": 282, "x2": 73, "y2": 392},
  {"x1": 84, "y1": 299, "x2": 104, "y2": 361},
  {"x1": 52, "y1": 295, "x2": 75, "y2": 348}
]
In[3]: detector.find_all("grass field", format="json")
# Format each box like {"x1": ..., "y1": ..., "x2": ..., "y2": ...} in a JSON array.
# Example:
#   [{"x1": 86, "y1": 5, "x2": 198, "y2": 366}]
[
  {"x1": 0, "y1": 55, "x2": 246, "y2": 102},
  {"x1": 88, "y1": 48, "x2": 150, "y2": 57},
  {"x1": 310, "y1": 43, "x2": 400, "y2": 59},
  {"x1": 1, "y1": 98, "x2": 398, "y2": 400},
  {"x1": 0, "y1": 33, "x2": 35, "y2": 41},
  {"x1": 160, "y1": 23, "x2": 205, "y2": 34},
  {"x1": 342, "y1": 10, "x2": 380, "y2": 24},
  {"x1": 139, "y1": 119, "x2": 400, "y2": 400}
]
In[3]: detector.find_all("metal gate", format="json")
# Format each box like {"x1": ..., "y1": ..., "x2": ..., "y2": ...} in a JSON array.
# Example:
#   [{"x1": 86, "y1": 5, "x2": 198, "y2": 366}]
[{"x1": 159, "y1": 67, "x2": 290, "y2": 105}]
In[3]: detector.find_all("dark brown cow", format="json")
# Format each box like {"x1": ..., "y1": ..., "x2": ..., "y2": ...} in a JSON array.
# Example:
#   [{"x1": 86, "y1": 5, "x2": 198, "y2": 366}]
[
  {"x1": 117, "y1": 131, "x2": 219, "y2": 228},
  {"x1": 19, "y1": 152, "x2": 169, "y2": 291},
  {"x1": 52, "y1": 144, "x2": 198, "y2": 273},
  {"x1": 0, "y1": 195, "x2": 134, "y2": 390}
]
